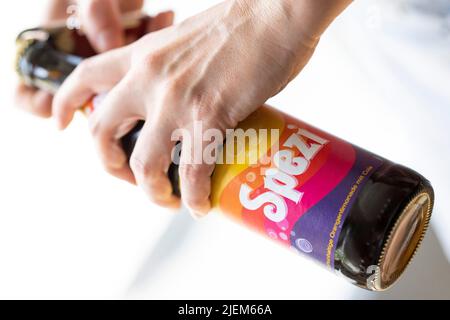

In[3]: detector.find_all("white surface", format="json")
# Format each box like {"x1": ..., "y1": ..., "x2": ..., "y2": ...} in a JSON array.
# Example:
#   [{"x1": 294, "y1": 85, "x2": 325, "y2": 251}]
[{"x1": 0, "y1": 0, "x2": 449, "y2": 299}]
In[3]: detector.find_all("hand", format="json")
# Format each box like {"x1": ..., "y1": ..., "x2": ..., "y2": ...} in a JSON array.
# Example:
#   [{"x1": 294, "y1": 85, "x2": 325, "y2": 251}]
[
  {"x1": 53, "y1": 0, "x2": 351, "y2": 217},
  {"x1": 15, "y1": 0, "x2": 152, "y2": 118}
]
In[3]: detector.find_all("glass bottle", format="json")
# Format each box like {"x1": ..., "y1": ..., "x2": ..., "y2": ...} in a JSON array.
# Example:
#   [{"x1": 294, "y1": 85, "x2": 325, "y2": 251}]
[{"x1": 15, "y1": 20, "x2": 434, "y2": 291}]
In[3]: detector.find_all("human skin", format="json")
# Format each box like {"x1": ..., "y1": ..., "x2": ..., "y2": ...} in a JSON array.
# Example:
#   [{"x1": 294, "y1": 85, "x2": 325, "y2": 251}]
[
  {"x1": 48, "y1": 0, "x2": 353, "y2": 217},
  {"x1": 15, "y1": 0, "x2": 173, "y2": 118}
]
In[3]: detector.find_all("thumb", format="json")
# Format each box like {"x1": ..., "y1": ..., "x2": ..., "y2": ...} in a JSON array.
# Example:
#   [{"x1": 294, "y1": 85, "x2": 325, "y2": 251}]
[{"x1": 79, "y1": 0, "x2": 124, "y2": 52}]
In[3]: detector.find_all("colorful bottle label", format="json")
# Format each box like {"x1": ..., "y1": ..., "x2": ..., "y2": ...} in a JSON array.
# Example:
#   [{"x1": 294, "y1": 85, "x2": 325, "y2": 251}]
[{"x1": 211, "y1": 106, "x2": 384, "y2": 268}]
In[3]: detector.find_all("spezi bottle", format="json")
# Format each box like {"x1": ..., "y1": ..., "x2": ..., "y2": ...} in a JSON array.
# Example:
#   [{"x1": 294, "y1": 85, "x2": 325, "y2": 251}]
[{"x1": 15, "y1": 18, "x2": 434, "y2": 291}]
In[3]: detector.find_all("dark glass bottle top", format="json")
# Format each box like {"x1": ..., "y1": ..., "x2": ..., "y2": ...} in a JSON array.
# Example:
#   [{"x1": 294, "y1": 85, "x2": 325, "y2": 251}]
[{"x1": 335, "y1": 162, "x2": 433, "y2": 290}]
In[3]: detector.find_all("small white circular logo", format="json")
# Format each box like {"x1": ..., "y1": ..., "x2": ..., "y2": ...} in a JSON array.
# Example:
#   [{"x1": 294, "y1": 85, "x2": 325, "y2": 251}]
[{"x1": 296, "y1": 238, "x2": 313, "y2": 253}]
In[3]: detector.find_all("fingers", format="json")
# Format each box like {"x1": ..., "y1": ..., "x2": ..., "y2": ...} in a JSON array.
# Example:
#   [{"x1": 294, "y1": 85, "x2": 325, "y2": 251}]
[
  {"x1": 147, "y1": 11, "x2": 175, "y2": 33},
  {"x1": 15, "y1": 84, "x2": 53, "y2": 118},
  {"x1": 88, "y1": 75, "x2": 141, "y2": 175},
  {"x1": 130, "y1": 121, "x2": 181, "y2": 209},
  {"x1": 88, "y1": 92, "x2": 136, "y2": 184},
  {"x1": 42, "y1": 0, "x2": 72, "y2": 22},
  {"x1": 105, "y1": 166, "x2": 136, "y2": 185},
  {"x1": 87, "y1": 73, "x2": 181, "y2": 209},
  {"x1": 53, "y1": 46, "x2": 131, "y2": 130},
  {"x1": 179, "y1": 128, "x2": 216, "y2": 219},
  {"x1": 117, "y1": 0, "x2": 144, "y2": 13},
  {"x1": 79, "y1": 0, "x2": 124, "y2": 52}
]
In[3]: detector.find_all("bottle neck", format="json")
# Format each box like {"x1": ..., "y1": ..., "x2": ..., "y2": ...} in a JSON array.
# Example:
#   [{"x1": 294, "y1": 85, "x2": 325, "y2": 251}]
[{"x1": 18, "y1": 40, "x2": 82, "y2": 93}]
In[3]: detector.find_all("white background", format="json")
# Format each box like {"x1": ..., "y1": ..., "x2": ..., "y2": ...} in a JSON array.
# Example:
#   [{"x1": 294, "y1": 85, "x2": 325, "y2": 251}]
[{"x1": 0, "y1": 0, "x2": 449, "y2": 299}]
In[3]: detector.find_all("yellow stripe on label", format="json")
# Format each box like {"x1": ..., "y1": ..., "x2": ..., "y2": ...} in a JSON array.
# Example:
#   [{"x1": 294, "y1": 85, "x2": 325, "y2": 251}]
[{"x1": 211, "y1": 105, "x2": 286, "y2": 208}]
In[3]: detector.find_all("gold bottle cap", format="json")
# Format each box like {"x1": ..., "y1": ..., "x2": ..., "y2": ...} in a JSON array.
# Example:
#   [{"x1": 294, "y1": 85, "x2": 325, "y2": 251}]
[{"x1": 370, "y1": 189, "x2": 433, "y2": 291}]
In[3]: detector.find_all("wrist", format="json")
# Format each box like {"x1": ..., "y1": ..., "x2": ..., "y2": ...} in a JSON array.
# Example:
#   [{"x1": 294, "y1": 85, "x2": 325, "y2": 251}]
[
  {"x1": 286, "y1": 0, "x2": 353, "y2": 39},
  {"x1": 233, "y1": 0, "x2": 321, "y2": 50},
  {"x1": 238, "y1": 0, "x2": 351, "y2": 45}
]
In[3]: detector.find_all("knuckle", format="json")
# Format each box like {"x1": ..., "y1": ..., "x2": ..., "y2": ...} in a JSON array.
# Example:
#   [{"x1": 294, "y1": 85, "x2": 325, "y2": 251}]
[
  {"x1": 167, "y1": 75, "x2": 187, "y2": 96},
  {"x1": 190, "y1": 89, "x2": 225, "y2": 123},
  {"x1": 88, "y1": 119, "x2": 114, "y2": 149},
  {"x1": 145, "y1": 187, "x2": 167, "y2": 203},
  {"x1": 99, "y1": 149, "x2": 122, "y2": 174},
  {"x1": 140, "y1": 51, "x2": 165, "y2": 73},
  {"x1": 137, "y1": 177, "x2": 174, "y2": 208},
  {"x1": 130, "y1": 155, "x2": 157, "y2": 180},
  {"x1": 163, "y1": 76, "x2": 188, "y2": 104},
  {"x1": 103, "y1": 164, "x2": 118, "y2": 177},
  {"x1": 179, "y1": 164, "x2": 204, "y2": 182}
]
